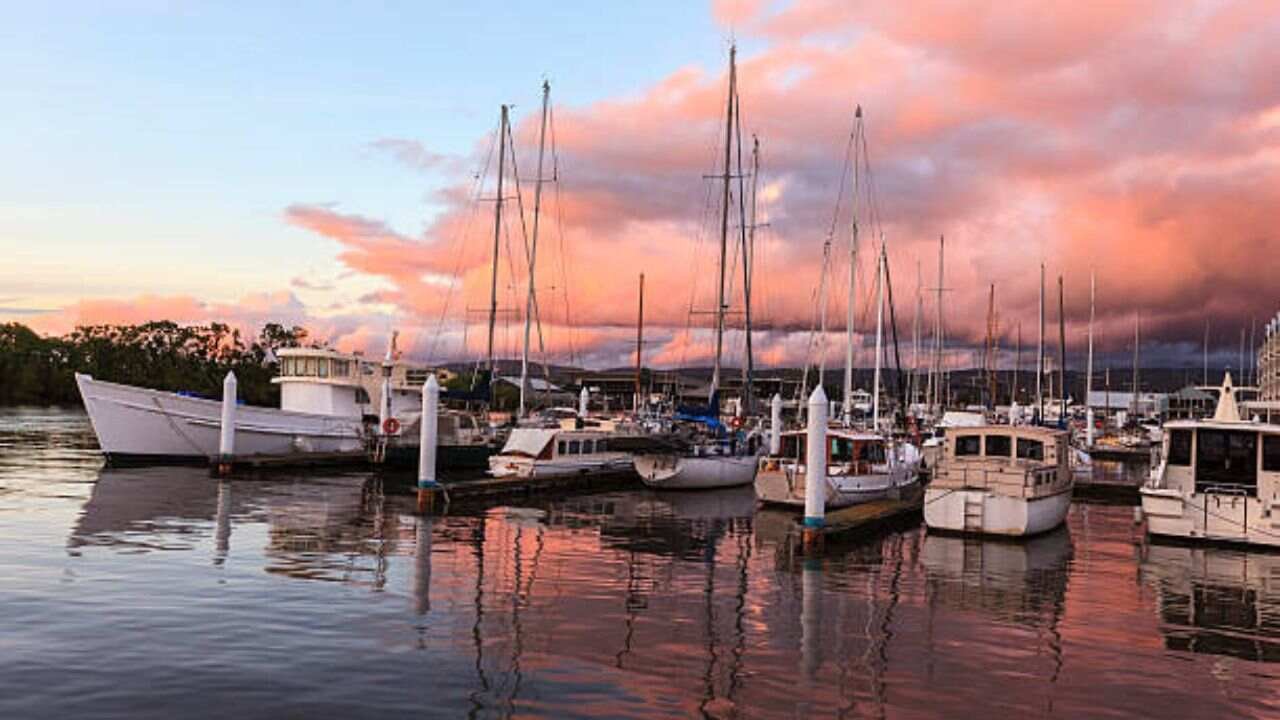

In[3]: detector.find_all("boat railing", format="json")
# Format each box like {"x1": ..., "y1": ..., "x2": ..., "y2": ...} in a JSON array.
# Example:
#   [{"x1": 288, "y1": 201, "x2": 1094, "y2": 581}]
[{"x1": 940, "y1": 462, "x2": 1060, "y2": 497}]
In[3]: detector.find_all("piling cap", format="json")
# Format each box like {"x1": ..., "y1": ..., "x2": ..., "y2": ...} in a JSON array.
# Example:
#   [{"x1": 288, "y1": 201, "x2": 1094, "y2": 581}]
[
  {"x1": 808, "y1": 385, "x2": 827, "y2": 405},
  {"x1": 224, "y1": 370, "x2": 236, "y2": 384},
  {"x1": 424, "y1": 374, "x2": 439, "y2": 392},
  {"x1": 771, "y1": 393, "x2": 783, "y2": 407}
]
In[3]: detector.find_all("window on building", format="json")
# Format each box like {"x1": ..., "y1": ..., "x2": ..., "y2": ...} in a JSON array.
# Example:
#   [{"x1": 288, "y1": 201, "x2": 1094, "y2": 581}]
[
  {"x1": 955, "y1": 435, "x2": 981, "y2": 456},
  {"x1": 1016, "y1": 438, "x2": 1044, "y2": 461},
  {"x1": 1168, "y1": 429, "x2": 1193, "y2": 466},
  {"x1": 1263, "y1": 435, "x2": 1280, "y2": 472},
  {"x1": 984, "y1": 434, "x2": 1012, "y2": 457},
  {"x1": 317, "y1": 359, "x2": 328, "y2": 378}
]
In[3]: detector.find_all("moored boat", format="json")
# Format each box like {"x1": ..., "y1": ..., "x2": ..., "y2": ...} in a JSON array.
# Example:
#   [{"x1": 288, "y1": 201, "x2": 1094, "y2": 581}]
[
  {"x1": 754, "y1": 428, "x2": 920, "y2": 509},
  {"x1": 76, "y1": 346, "x2": 493, "y2": 468},
  {"x1": 924, "y1": 425, "x2": 1073, "y2": 537},
  {"x1": 1140, "y1": 372, "x2": 1280, "y2": 547},
  {"x1": 487, "y1": 422, "x2": 636, "y2": 479}
]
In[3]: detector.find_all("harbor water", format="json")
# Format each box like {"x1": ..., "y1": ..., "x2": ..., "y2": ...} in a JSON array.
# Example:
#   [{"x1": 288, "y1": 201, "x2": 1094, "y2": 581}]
[{"x1": 2, "y1": 408, "x2": 1278, "y2": 719}]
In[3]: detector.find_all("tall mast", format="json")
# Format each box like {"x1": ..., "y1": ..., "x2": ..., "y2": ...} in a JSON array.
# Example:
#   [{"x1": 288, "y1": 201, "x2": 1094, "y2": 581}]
[
  {"x1": 843, "y1": 108, "x2": 862, "y2": 426},
  {"x1": 872, "y1": 243, "x2": 887, "y2": 429},
  {"x1": 635, "y1": 272, "x2": 645, "y2": 411},
  {"x1": 1014, "y1": 322, "x2": 1022, "y2": 405},
  {"x1": 486, "y1": 105, "x2": 509, "y2": 398},
  {"x1": 931, "y1": 235, "x2": 945, "y2": 413},
  {"x1": 1132, "y1": 312, "x2": 1141, "y2": 417},
  {"x1": 1086, "y1": 270, "x2": 1095, "y2": 443},
  {"x1": 710, "y1": 44, "x2": 736, "y2": 401},
  {"x1": 1037, "y1": 263, "x2": 1045, "y2": 422},
  {"x1": 739, "y1": 134, "x2": 757, "y2": 415},
  {"x1": 984, "y1": 283, "x2": 996, "y2": 409},
  {"x1": 1203, "y1": 319, "x2": 1210, "y2": 385},
  {"x1": 519, "y1": 83, "x2": 551, "y2": 418},
  {"x1": 912, "y1": 260, "x2": 922, "y2": 408},
  {"x1": 1058, "y1": 275, "x2": 1066, "y2": 424}
]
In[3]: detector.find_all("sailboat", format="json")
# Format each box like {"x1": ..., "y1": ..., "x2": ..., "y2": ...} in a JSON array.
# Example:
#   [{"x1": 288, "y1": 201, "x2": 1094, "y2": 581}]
[{"x1": 634, "y1": 45, "x2": 764, "y2": 491}]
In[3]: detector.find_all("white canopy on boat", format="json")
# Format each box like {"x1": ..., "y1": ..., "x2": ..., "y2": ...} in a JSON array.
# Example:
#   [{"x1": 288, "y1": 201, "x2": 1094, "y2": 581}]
[{"x1": 500, "y1": 428, "x2": 558, "y2": 457}]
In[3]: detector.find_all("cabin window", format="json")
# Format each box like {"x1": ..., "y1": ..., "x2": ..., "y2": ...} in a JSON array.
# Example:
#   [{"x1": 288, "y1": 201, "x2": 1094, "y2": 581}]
[
  {"x1": 557, "y1": 441, "x2": 567, "y2": 456},
  {"x1": 984, "y1": 434, "x2": 1012, "y2": 457},
  {"x1": 1016, "y1": 438, "x2": 1044, "y2": 461},
  {"x1": 583, "y1": 440, "x2": 595, "y2": 454},
  {"x1": 955, "y1": 435, "x2": 981, "y2": 456},
  {"x1": 597, "y1": 439, "x2": 609, "y2": 453},
  {"x1": 859, "y1": 442, "x2": 886, "y2": 464},
  {"x1": 830, "y1": 438, "x2": 855, "y2": 463},
  {"x1": 781, "y1": 435, "x2": 804, "y2": 458},
  {"x1": 1195, "y1": 429, "x2": 1257, "y2": 494},
  {"x1": 1168, "y1": 429, "x2": 1193, "y2": 466},
  {"x1": 568, "y1": 440, "x2": 581, "y2": 455},
  {"x1": 1263, "y1": 436, "x2": 1280, "y2": 472}
]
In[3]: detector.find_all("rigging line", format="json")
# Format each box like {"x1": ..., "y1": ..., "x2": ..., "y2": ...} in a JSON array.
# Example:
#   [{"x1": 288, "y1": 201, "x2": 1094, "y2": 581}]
[
  {"x1": 547, "y1": 104, "x2": 579, "y2": 367},
  {"x1": 678, "y1": 103, "x2": 730, "y2": 371},
  {"x1": 424, "y1": 127, "x2": 499, "y2": 365}
]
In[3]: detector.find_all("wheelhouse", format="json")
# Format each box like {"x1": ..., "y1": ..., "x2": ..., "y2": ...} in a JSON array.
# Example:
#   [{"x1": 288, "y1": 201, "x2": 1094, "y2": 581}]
[{"x1": 1160, "y1": 423, "x2": 1280, "y2": 497}]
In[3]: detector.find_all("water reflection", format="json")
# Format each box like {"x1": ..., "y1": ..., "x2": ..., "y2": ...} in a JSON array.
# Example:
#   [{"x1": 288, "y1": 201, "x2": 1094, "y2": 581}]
[
  {"x1": 5, "y1": 409, "x2": 1276, "y2": 718},
  {"x1": 1141, "y1": 542, "x2": 1280, "y2": 663}
]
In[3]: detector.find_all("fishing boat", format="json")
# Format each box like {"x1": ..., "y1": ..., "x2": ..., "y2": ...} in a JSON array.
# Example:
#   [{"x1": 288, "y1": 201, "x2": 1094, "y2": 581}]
[
  {"x1": 76, "y1": 345, "x2": 493, "y2": 467},
  {"x1": 1140, "y1": 372, "x2": 1280, "y2": 547},
  {"x1": 754, "y1": 428, "x2": 920, "y2": 509},
  {"x1": 924, "y1": 425, "x2": 1073, "y2": 537},
  {"x1": 488, "y1": 422, "x2": 635, "y2": 479}
]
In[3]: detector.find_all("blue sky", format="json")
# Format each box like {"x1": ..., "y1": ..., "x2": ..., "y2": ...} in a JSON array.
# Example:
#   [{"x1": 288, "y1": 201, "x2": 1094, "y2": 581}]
[{"x1": 0, "y1": 1, "x2": 728, "y2": 313}]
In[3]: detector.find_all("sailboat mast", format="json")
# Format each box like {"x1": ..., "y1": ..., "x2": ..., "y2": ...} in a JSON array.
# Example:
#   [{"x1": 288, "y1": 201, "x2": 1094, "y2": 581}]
[
  {"x1": 932, "y1": 235, "x2": 945, "y2": 413},
  {"x1": 984, "y1": 284, "x2": 995, "y2": 409},
  {"x1": 1058, "y1": 275, "x2": 1066, "y2": 424},
  {"x1": 1086, "y1": 272, "x2": 1095, "y2": 407},
  {"x1": 519, "y1": 83, "x2": 551, "y2": 418},
  {"x1": 1037, "y1": 263, "x2": 1045, "y2": 422},
  {"x1": 843, "y1": 108, "x2": 862, "y2": 426},
  {"x1": 872, "y1": 243, "x2": 886, "y2": 429},
  {"x1": 912, "y1": 260, "x2": 922, "y2": 408},
  {"x1": 635, "y1": 272, "x2": 644, "y2": 411},
  {"x1": 710, "y1": 45, "x2": 736, "y2": 401},
  {"x1": 486, "y1": 105, "x2": 509, "y2": 396},
  {"x1": 738, "y1": 133, "x2": 756, "y2": 415},
  {"x1": 1086, "y1": 270, "x2": 1095, "y2": 443},
  {"x1": 1014, "y1": 322, "x2": 1022, "y2": 405},
  {"x1": 1132, "y1": 312, "x2": 1141, "y2": 417}
]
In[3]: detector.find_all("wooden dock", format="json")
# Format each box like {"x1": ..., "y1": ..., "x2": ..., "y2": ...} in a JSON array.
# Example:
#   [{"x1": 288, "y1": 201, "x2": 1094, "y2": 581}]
[{"x1": 784, "y1": 484, "x2": 925, "y2": 553}]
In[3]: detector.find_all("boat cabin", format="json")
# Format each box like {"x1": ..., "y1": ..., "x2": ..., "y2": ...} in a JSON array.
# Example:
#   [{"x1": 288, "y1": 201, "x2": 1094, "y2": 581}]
[
  {"x1": 496, "y1": 428, "x2": 618, "y2": 461},
  {"x1": 770, "y1": 429, "x2": 888, "y2": 474},
  {"x1": 933, "y1": 426, "x2": 1071, "y2": 497},
  {"x1": 273, "y1": 348, "x2": 370, "y2": 417}
]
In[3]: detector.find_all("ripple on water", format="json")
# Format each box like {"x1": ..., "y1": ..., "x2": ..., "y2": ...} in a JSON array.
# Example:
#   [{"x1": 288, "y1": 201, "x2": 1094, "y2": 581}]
[{"x1": 1, "y1": 408, "x2": 1279, "y2": 718}]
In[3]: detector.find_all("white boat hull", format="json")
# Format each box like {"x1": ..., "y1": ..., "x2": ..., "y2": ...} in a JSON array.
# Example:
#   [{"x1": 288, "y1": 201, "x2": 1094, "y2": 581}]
[
  {"x1": 924, "y1": 486, "x2": 1072, "y2": 537},
  {"x1": 488, "y1": 453, "x2": 635, "y2": 480},
  {"x1": 754, "y1": 464, "x2": 918, "y2": 509},
  {"x1": 76, "y1": 373, "x2": 365, "y2": 462},
  {"x1": 1140, "y1": 487, "x2": 1280, "y2": 548},
  {"x1": 634, "y1": 453, "x2": 758, "y2": 490}
]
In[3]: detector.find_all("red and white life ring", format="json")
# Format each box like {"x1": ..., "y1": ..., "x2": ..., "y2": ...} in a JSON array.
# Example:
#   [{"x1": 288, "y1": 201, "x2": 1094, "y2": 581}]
[{"x1": 382, "y1": 417, "x2": 401, "y2": 435}]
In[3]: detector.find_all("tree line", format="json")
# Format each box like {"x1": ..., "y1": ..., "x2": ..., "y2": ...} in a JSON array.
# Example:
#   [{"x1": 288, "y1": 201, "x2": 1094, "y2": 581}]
[{"x1": 0, "y1": 321, "x2": 313, "y2": 406}]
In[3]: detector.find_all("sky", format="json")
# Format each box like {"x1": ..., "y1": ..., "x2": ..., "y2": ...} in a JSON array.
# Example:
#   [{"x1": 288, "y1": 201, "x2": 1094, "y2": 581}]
[{"x1": 3, "y1": 0, "x2": 1279, "y2": 372}]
